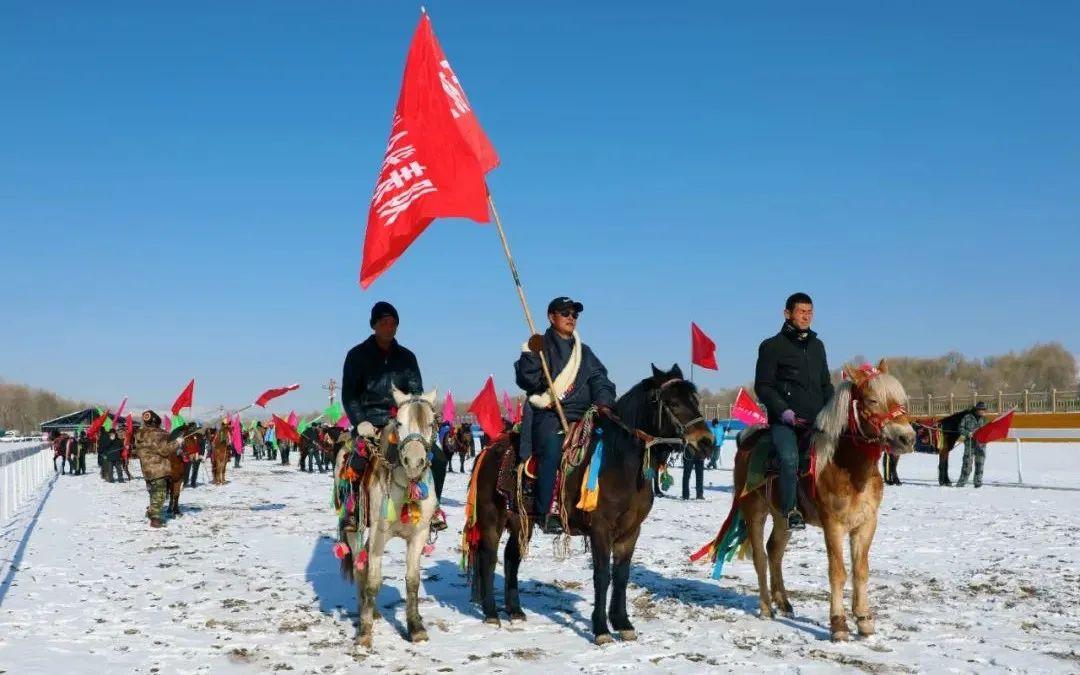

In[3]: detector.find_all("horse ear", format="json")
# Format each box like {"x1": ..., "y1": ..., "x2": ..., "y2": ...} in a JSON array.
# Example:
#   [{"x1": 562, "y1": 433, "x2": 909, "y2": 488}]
[
  {"x1": 422, "y1": 388, "x2": 437, "y2": 406},
  {"x1": 671, "y1": 364, "x2": 683, "y2": 379},
  {"x1": 651, "y1": 363, "x2": 664, "y2": 380},
  {"x1": 843, "y1": 364, "x2": 864, "y2": 384},
  {"x1": 877, "y1": 358, "x2": 889, "y2": 374},
  {"x1": 391, "y1": 386, "x2": 409, "y2": 407}
]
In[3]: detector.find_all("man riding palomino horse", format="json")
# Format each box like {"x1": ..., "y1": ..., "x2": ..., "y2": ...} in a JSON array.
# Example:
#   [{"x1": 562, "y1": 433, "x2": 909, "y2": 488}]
[
  {"x1": 755, "y1": 292, "x2": 834, "y2": 531},
  {"x1": 342, "y1": 301, "x2": 447, "y2": 531},
  {"x1": 515, "y1": 296, "x2": 616, "y2": 535}
]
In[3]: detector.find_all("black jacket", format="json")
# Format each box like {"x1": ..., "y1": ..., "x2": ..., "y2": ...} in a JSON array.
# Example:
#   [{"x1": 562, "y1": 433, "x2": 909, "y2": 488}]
[
  {"x1": 754, "y1": 322, "x2": 834, "y2": 424},
  {"x1": 515, "y1": 328, "x2": 616, "y2": 422},
  {"x1": 342, "y1": 336, "x2": 423, "y2": 428}
]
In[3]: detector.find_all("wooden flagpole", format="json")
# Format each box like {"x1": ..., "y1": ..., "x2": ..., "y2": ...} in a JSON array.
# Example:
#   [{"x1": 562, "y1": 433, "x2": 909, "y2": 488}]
[{"x1": 487, "y1": 194, "x2": 570, "y2": 434}]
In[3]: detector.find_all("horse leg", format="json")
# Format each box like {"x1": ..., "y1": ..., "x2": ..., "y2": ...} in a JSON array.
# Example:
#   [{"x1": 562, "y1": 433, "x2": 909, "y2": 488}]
[
  {"x1": 767, "y1": 520, "x2": 793, "y2": 617},
  {"x1": 823, "y1": 520, "x2": 850, "y2": 641},
  {"x1": 405, "y1": 529, "x2": 429, "y2": 642},
  {"x1": 356, "y1": 530, "x2": 385, "y2": 650},
  {"x1": 171, "y1": 477, "x2": 182, "y2": 516},
  {"x1": 745, "y1": 503, "x2": 773, "y2": 618},
  {"x1": 608, "y1": 525, "x2": 641, "y2": 640},
  {"x1": 589, "y1": 529, "x2": 614, "y2": 645},
  {"x1": 477, "y1": 531, "x2": 501, "y2": 626},
  {"x1": 503, "y1": 525, "x2": 525, "y2": 622},
  {"x1": 850, "y1": 515, "x2": 878, "y2": 636}
]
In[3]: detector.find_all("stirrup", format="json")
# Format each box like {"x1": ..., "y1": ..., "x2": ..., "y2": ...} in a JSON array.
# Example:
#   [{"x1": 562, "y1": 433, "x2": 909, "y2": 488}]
[{"x1": 786, "y1": 509, "x2": 806, "y2": 531}]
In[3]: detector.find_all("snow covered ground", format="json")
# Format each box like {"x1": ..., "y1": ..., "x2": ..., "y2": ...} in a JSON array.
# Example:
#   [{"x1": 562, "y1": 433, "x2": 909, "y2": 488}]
[{"x1": 1, "y1": 444, "x2": 1078, "y2": 674}]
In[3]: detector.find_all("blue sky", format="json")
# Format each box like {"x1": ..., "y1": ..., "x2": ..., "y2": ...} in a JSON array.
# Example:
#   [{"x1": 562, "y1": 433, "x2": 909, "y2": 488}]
[{"x1": 3, "y1": 1, "x2": 1078, "y2": 414}]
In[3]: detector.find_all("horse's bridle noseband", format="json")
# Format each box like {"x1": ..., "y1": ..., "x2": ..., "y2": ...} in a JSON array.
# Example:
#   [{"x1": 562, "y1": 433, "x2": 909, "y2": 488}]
[{"x1": 653, "y1": 378, "x2": 706, "y2": 437}]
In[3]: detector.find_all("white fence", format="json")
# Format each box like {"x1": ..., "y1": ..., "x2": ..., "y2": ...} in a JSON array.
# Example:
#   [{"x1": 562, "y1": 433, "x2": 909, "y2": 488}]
[{"x1": 0, "y1": 440, "x2": 53, "y2": 523}]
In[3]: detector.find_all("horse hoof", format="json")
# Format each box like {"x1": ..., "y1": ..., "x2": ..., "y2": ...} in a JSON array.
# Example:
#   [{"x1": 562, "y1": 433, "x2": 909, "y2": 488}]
[
  {"x1": 618, "y1": 630, "x2": 637, "y2": 641},
  {"x1": 594, "y1": 634, "x2": 614, "y2": 646},
  {"x1": 830, "y1": 615, "x2": 850, "y2": 641},
  {"x1": 355, "y1": 634, "x2": 373, "y2": 650},
  {"x1": 508, "y1": 611, "x2": 526, "y2": 623},
  {"x1": 856, "y1": 617, "x2": 875, "y2": 636},
  {"x1": 483, "y1": 617, "x2": 501, "y2": 627},
  {"x1": 411, "y1": 630, "x2": 429, "y2": 643},
  {"x1": 831, "y1": 630, "x2": 850, "y2": 642}
]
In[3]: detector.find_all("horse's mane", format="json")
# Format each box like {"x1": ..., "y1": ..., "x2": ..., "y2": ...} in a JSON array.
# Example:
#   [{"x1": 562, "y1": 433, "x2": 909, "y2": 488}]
[
  {"x1": 813, "y1": 373, "x2": 908, "y2": 468},
  {"x1": 608, "y1": 379, "x2": 653, "y2": 455}
]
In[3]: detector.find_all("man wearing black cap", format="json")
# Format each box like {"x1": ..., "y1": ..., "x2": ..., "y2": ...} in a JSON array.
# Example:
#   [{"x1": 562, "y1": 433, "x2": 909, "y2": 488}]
[
  {"x1": 956, "y1": 402, "x2": 989, "y2": 488},
  {"x1": 342, "y1": 301, "x2": 447, "y2": 529},
  {"x1": 516, "y1": 296, "x2": 616, "y2": 534}
]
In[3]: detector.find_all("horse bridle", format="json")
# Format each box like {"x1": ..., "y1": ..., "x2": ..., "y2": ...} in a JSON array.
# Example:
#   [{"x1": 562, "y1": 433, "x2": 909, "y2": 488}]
[
  {"x1": 385, "y1": 396, "x2": 438, "y2": 465},
  {"x1": 653, "y1": 378, "x2": 706, "y2": 437}
]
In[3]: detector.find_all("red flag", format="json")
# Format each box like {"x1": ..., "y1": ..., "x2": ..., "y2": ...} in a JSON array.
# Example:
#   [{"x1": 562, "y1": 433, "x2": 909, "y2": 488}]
[
  {"x1": 690, "y1": 322, "x2": 718, "y2": 370},
  {"x1": 171, "y1": 379, "x2": 194, "y2": 416},
  {"x1": 255, "y1": 383, "x2": 300, "y2": 407},
  {"x1": 273, "y1": 414, "x2": 301, "y2": 443},
  {"x1": 502, "y1": 391, "x2": 514, "y2": 419},
  {"x1": 87, "y1": 409, "x2": 109, "y2": 440},
  {"x1": 973, "y1": 409, "x2": 1015, "y2": 444},
  {"x1": 360, "y1": 13, "x2": 498, "y2": 288},
  {"x1": 730, "y1": 388, "x2": 767, "y2": 426},
  {"x1": 468, "y1": 376, "x2": 503, "y2": 440},
  {"x1": 113, "y1": 396, "x2": 128, "y2": 425},
  {"x1": 125, "y1": 414, "x2": 133, "y2": 449}
]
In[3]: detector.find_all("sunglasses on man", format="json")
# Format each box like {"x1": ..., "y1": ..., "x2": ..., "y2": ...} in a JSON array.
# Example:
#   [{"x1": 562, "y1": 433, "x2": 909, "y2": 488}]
[{"x1": 557, "y1": 310, "x2": 579, "y2": 319}]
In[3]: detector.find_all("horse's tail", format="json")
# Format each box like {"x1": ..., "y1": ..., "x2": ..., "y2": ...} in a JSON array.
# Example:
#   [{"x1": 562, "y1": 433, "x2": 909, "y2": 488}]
[{"x1": 690, "y1": 495, "x2": 748, "y2": 580}]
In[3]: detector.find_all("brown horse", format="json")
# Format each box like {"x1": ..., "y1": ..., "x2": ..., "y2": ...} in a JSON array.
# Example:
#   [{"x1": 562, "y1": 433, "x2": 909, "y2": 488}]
[
  {"x1": 211, "y1": 420, "x2": 232, "y2": 485},
  {"x1": 445, "y1": 423, "x2": 474, "y2": 473},
  {"x1": 710, "y1": 360, "x2": 915, "y2": 642},
  {"x1": 467, "y1": 364, "x2": 715, "y2": 644}
]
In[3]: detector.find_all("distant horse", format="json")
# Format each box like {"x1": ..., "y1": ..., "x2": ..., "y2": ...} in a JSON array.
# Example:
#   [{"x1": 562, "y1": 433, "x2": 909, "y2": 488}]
[
  {"x1": 335, "y1": 387, "x2": 439, "y2": 650},
  {"x1": 709, "y1": 360, "x2": 916, "y2": 641},
  {"x1": 451, "y1": 424, "x2": 474, "y2": 473},
  {"x1": 468, "y1": 364, "x2": 714, "y2": 644},
  {"x1": 211, "y1": 420, "x2": 232, "y2": 485},
  {"x1": 166, "y1": 426, "x2": 202, "y2": 516}
]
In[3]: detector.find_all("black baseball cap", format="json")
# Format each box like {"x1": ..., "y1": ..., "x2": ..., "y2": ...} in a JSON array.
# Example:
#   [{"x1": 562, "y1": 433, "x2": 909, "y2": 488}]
[
  {"x1": 547, "y1": 296, "x2": 584, "y2": 314},
  {"x1": 974, "y1": 401, "x2": 987, "y2": 411}
]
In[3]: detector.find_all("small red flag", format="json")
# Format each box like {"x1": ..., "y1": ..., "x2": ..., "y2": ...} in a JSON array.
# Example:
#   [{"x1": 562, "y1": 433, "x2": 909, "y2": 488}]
[
  {"x1": 730, "y1": 388, "x2": 767, "y2": 426},
  {"x1": 255, "y1": 383, "x2": 300, "y2": 408},
  {"x1": 125, "y1": 413, "x2": 134, "y2": 449},
  {"x1": 691, "y1": 322, "x2": 718, "y2": 370},
  {"x1": 468, "y1": 376, "x2": 503, "y2": 440},
  {"x1": 171, "y1": 379, "x2": 194, "y2": 416},
  {"x1": 87, "y1": 409, "x2": 109, "y2": 440},
  {"x1": 272, "y1": 414, "x2": 301, "y2": 443},
  {"x1": 360, "y1": 13, "x2": 498, "y2": 288},
  {"x1": 972, "y1": 409, "x2": 1015, "y2": 444}
]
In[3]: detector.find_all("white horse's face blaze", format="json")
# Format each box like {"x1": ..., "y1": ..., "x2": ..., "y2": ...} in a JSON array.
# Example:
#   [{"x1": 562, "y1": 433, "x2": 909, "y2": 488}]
[
  {"x1": 857, "y1": 363, "x2": 916, "y2": 456},
  {"x1": 392, "y1": 386, "x2": 438, "y2": 481}
]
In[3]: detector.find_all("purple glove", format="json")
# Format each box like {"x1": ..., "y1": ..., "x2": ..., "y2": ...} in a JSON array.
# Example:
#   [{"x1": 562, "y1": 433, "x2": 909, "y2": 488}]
[{"x1": 781, "y1": 409, "x2": 797, "y2": 427}]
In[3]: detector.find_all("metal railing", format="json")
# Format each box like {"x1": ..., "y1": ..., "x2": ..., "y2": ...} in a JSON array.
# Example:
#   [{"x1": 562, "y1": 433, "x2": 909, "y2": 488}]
[{"x1": 0, "y1": 440, "x2": 52, "y2": 523}]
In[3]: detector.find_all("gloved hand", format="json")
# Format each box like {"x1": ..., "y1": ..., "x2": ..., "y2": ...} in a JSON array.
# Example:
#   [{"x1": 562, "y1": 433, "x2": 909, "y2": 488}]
[
  {"x1": 781, "y1": 409, "x2": 797, "y2": 427},
  {"x1": 527, "y1": 334, "x2": 545, "y2": 353}
]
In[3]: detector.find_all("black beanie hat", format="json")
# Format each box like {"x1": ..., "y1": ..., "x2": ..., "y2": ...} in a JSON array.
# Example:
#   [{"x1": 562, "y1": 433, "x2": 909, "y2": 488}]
[{"x1": 370, "y1": 301, "x2": 399, "y2": 328}]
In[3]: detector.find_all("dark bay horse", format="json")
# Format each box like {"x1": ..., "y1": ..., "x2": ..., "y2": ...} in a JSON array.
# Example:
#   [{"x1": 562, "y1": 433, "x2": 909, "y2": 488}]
[
  {"x1": 446, "y1": 423, "x2": 474, "y2": 473},
  {"x1": 467, "y1": 364, "x2": 715, "y2": 644}
]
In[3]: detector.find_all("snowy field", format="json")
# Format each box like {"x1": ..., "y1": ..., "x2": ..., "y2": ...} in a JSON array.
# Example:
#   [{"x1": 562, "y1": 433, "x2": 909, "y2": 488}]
[{"x1": 1, "y1": 444, "x2": 1079, "y2": 674}]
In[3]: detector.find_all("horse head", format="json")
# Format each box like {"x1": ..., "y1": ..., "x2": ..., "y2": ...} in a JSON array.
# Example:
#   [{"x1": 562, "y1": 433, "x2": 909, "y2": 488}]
[
  {"x1": 648, "y1": 363, "x2": 715, "y2": 459},
  {"x1": 390, "y1": 386, "x2": 438, "y2": 482},
  {"x1": 841, "y1": 360, "x2": 916, "y2": 456}
]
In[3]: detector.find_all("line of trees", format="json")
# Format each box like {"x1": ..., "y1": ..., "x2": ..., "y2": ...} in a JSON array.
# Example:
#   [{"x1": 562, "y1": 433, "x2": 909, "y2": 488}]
[
  {"x1": 698, "y1": 342, "x2": 1079, "y2": 413},
  {"x1": 0, "y1": 380, "x2": 95, "y2": 434}
]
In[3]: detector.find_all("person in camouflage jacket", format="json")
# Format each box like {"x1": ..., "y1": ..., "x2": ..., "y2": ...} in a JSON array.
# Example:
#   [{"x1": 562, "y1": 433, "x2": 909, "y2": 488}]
[
  {"x1": 956, "y1": 402, "x2": 989, "y2": 488},
  {"x1": 134, "y1": 410, "x2": 178, "y2": 527}
]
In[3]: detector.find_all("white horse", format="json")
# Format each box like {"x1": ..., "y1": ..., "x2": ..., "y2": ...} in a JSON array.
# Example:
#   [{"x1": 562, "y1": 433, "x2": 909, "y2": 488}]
[{"x1": 336, "y1": 386, "x2": 438, "y2": 650}]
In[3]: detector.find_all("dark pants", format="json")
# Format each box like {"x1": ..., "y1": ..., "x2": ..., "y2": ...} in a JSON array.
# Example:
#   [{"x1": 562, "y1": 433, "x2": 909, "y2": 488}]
[
  {"x1": 771, "y1": 424, "x2": 799, "y2": 514},
  {"x1": 280, "y1": 444, "x2": 290, "y2": 465},
  {"x1": 533, "y1": 417, "x2": 564, "y2": 516},
  {"x1": 233, "y1": 452, "x2": 241, "y2": 468},
  {"x1": 430, "y1": 450, "x2": 447, "y2": 502},
  {"x1": 105, "y1": 456, "x2": 125, "y2": 483},
  {"x1": 76, "y1": 453, "x2": 86, "y2": 475},
  {"x1": 682, "y1": 455, "x2": 704, "y2": 499},
  {"x1": 185, "y1": 460, "x2": 201, "y2": 487},
  {"x1": 882, "y1": 452, "x2": 900, "y2": 484}
]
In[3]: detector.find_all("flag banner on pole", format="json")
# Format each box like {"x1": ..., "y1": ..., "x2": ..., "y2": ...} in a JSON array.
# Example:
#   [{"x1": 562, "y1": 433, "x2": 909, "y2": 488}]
[
  {"x1": 324, "y1": 400, "x2": 344, "y2": 424},
  {"x1": 287, "y1": 411, "x2": 298, "y2": 428},
  {"x1": 172, "y1": 379, "x2": 194, "y2": 416},
  {"x1": 114, "y1": 397, "x2": 128, "y2": 425},
  {"x1": 255, "y1": 383, "x2": 300, "y2": 408},
  {"x1": 691, "y1": 322, "x2": 718, "y2": 370},
  {"x1": 360, "y1": 12, "x2": 499, "y2": 288},
  {"x1": 730, "y1": 388, "x2": 767, "y2": 426},
  {"x1": 163, "y1": 415, "x2": 172, "y2": 432},
  {"x1": 87, "y1": 409, "x2": 109, "y2": 440},
  {"x1": 442, "y1": 391, "x2": 456, "y2": 423},
  {"x1": 468, "y1": 376, "x2": 503, "y2": 440},
  {"x1": 273, "y1": 414, "x2": 301, "y2": 443},
  {"x1": 231, "y1": 413, "x2": 244, "y2": 454},
  {"x1": 972, "y1": 409, "x2": 1016, "y2": 444}
]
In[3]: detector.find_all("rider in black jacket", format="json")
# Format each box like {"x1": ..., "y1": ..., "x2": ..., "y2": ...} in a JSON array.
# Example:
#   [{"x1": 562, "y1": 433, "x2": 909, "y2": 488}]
[{"x1": 754, "y1": 292, "x2": 834, "y2": 531}]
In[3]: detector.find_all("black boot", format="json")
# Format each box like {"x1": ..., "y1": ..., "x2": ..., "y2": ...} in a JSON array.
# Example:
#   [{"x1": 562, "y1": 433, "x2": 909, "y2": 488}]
[
  {"x1": 786, "y1": 509, "x2": 806, "y2": 531},
  {"x1": 542, "y1": 514, "x2": 564, "y2": 535}
]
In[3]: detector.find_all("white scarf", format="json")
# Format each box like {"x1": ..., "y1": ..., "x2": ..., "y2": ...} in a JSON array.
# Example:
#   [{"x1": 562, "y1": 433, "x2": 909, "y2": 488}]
[{"x1": 522, "y1": 331, "x2": 582, "y2": 410}]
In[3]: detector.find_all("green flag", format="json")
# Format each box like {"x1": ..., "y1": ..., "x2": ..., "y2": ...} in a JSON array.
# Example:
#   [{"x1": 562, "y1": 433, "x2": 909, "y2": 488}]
[
  {"x1": 324, "y1": 401, "x2": 344, "y2": 424},
  {"x1": 173, "y1": 412, "x2": 186, "y2": 428},
  {"x1": 298, "y1": 417, "x2": 311, "y2": 435},
  {"x1": 103, "y1": 416, "x2": 113, "y2": 432}
]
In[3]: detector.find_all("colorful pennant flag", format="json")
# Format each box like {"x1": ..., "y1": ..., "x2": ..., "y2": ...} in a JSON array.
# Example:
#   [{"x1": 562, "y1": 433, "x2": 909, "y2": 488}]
[
  {"x1": 255, "y1": 383, "x2": 300, "y2": 408},
  {"x1": 691, "y1": 322, "x2": 718, "y2": 371},
  {"x1": 469, "y1": 376, "x2": 503, "y2": 440},
  {"x1": 730, "y1": 388, "x2": 767, "y2": 426},
  {"x1": 172, "y1": 379, "x2": 195, "y2": 416}
]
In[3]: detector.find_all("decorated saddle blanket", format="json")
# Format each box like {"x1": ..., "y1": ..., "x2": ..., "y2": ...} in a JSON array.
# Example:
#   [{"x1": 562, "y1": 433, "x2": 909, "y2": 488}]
[{"x1": 737, "y1": 425, "x2": 816, "y2": 497}]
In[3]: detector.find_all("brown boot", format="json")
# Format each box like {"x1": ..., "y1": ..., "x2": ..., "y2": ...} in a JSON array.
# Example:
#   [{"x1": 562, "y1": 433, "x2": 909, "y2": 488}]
[{"x1": 150, "y1": 518, "x2": 164, "y2": 528}]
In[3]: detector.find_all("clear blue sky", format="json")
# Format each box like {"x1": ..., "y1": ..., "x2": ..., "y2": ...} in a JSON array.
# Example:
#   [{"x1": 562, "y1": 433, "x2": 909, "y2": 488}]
[{"x1": 3, "y1": 1, "x2": 1078, "y2": 414}]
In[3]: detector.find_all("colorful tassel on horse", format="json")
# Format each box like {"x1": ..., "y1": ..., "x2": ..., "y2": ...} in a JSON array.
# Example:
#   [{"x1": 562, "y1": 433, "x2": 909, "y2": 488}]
[
  {"x1": 660, "y1": 467, "x2": 674, "y2": 491},
  {"x1": 418, "y1": 481, "x2": 429, "y2": 500},
  {"x1": 408, "y1": 480, "x2": 422, "y2": 502},
  {"x1": 422, "y1": 543, "x2": 435, "y2": 556},
  {"x1": 332, "y1": 541, "x2": 350, "y2": 560},
  {"x1": 383, "y1": 496, "x2": 394, "y2": 522},
  {"x1": 355, "y1": 549, "x2": 368, "y2": 571}
]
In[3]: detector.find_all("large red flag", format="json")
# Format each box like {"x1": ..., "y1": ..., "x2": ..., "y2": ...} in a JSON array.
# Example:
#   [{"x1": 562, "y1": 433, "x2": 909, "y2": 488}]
[
  {"x1": 171, "y1": 379, "x2": 194, "y2": 416},
  {"x1": 273, "y1": 414, "x2": 301, "y2": 443},
  {"x1": 255, "y1": 383, "x2": 300, "y2": 408},
  {"x1": 730, "y1": 388, "x2": 768, "y2": 426},
  {"x1": 87, "y1": 409, "x2": 109, "y2": 440},
  {"x1": 469, "y1": 376, "x2": 503, "y2": 440},
  {"x1": 360, "y1": 13, "x2": 498, "y2": 288},
  {"x1": 691, "y1": 322, "x2": 718, "y2": 370},
  {"x1": 973, "y1": 409, "x2": 1015, "y2": 444}
]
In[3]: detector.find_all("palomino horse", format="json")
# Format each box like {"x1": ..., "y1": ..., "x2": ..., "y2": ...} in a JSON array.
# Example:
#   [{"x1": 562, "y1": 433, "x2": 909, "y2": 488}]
[
  {"x1": 468, "y1": 364, "x2": 714, "y2": 644},
  {"x1": 335, "y1": 387, "x2": 439, "y2": 649},
  {"x1": 211, "y1": 419, "x2": 232, "y2": 485},
  {"x1": 709, "y1": 360, "x2": 915, "y2": 642}
]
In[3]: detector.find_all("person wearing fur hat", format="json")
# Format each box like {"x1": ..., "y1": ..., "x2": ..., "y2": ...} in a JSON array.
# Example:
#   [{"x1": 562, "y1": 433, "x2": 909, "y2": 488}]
[{"x1": 133, "y1": 410, "x2": 178, "y2": 528}]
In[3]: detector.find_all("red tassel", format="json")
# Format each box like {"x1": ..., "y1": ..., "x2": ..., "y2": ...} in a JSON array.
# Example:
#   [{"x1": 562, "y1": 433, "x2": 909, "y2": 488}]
[
  {"x1": 356, "y1": 550, "x2": 368, "y2": 571},
  {"x1": 332, "y1": 541, "x2": 350, "y2": 560}
]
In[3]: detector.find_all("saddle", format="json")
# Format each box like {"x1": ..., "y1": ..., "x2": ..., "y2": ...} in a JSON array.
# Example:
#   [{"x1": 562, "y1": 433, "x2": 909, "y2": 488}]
[
  {"x1": 495, "y1": 416, "x2": 596, "y2": 522},
  {"x1": 737, "y1": 425, "x2": 816, "y2": 496}
]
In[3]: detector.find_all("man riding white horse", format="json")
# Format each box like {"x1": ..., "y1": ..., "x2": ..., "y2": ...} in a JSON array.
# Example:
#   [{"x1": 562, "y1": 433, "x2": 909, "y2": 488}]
[{"x1": 515, "y1": 296, "x2": 616, "y2": 534}]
